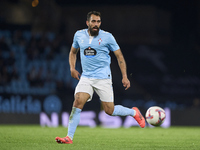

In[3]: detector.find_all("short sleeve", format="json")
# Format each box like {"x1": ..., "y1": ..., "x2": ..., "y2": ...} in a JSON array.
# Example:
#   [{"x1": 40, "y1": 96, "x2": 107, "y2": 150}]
[
  {"x1": 72, "y1": 32, "x2": 79, "y2": 49},
  {"x1": 108, "y1": 34, "x2": 120, "y2": 51}
]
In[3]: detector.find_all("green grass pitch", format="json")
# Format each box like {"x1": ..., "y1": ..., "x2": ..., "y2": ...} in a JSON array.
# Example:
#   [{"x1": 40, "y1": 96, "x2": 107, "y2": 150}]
[{"x1": 0, "y1": 125, "x2": 200, "y2": 150}]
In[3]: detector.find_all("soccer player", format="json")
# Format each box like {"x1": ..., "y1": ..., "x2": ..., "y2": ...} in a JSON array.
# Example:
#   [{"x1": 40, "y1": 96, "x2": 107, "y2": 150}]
[{"x1": 55, "y1": 11, "x2": 145, "y2": 144}]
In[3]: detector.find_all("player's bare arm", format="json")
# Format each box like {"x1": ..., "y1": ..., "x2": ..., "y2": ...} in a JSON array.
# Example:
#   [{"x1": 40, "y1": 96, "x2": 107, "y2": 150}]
[
  {"x1": 69, "y1": 46, "x2": 80, "y2": 80},
  {"x1": 114, "y1": 49, "x2": 130, "y2": 90}
]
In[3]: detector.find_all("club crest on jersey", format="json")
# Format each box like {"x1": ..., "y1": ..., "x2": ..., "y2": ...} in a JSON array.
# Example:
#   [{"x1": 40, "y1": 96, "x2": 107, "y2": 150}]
[
  {"x1": 98, "y1": 38, "x2": 102, "y2": 45},
  {"x1": 84, "y1": 47, "x2": 97, "y2": 58}
]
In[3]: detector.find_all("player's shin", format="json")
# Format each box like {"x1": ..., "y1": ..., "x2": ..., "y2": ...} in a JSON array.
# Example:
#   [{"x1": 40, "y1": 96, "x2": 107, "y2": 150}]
[
  {"x1": 112, "y1": 105, "x2": 135, "y2": 116},
  {"x1": 67, "y1": 107, "x2": 82, "y2": 140}
]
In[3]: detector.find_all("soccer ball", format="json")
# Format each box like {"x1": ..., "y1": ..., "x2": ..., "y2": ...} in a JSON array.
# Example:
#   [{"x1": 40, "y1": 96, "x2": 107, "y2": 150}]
[{"x1": 145, "y1": 106, "x2": 166, "y2": 126}]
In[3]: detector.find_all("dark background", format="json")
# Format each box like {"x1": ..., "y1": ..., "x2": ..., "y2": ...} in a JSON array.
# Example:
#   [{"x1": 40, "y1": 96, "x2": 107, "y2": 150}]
[{"x1": 0, "y1": 0, "x2": 200, "y2": 119}]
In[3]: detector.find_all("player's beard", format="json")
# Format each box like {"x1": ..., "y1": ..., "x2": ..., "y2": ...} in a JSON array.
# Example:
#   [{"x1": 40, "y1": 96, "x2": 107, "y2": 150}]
[{"x1": 89, "y1": 26, "x2": 99, "y2": 36}]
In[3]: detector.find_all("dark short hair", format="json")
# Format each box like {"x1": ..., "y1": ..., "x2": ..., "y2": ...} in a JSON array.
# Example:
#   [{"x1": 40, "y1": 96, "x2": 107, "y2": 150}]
[{"x1": 87, "y1": 11, "x2": 101, "y2": 21}]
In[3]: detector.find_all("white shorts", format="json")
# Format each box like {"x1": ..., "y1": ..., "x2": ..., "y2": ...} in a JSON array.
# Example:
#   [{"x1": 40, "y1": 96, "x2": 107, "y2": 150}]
[{"x1": 74, "y1": 77, "x2": 114, "y2": 102}]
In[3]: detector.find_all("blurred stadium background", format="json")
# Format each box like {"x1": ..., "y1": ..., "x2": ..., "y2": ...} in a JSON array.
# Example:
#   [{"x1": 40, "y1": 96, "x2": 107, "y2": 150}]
[{"x1": 0, "y1": 0, "x2": 199, "y2": 126}]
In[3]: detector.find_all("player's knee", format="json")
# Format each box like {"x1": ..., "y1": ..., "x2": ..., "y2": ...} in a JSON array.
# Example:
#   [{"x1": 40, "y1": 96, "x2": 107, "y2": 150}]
[{"x1": 73, "y1": 99, "x2": 85, "y2": 109}]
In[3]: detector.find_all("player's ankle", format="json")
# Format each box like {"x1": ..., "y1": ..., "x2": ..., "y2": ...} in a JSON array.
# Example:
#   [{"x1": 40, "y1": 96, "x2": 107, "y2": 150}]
[
  {"x1": 67, "y1": 135, "x2": 73, "y2": 140},
  {"x1": 133, "y1": 109, "x2": 136, "y2": 117}
]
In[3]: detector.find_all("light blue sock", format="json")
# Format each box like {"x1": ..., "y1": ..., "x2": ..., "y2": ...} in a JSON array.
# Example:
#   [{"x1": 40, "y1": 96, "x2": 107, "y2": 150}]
[
  {"x1": 112, "y1": 105, "x2": 135, "y2": 116},
  {"x1": 67, "y1": 107, "x2": 82, "y2": 140}
]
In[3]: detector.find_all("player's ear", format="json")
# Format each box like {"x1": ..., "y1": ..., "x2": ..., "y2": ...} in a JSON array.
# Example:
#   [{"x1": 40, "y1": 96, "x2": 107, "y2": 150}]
[{"x1": 86, "y1": 21, "x2": 89, "y2": 27}]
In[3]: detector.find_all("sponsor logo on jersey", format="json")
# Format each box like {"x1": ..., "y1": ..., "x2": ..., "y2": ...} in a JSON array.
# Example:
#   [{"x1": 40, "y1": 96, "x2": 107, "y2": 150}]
[{"x1": 84, "y1": 47, "x2": 97, "y2": 58}]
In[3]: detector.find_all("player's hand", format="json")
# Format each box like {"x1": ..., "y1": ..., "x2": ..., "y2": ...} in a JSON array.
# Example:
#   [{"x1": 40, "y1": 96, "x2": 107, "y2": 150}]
[
  {"x1": 70, "y1": 69, "x2": 81, "y2": 80},
  {"x1": 122, "y1": 77, "x2": 130, "y2": 90}
]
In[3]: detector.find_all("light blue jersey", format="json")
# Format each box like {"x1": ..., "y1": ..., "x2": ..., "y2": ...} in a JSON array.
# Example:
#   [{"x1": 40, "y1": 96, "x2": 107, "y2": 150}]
[{"x1": 72, "y1": 29, "x2": 120, "y2": 79}]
